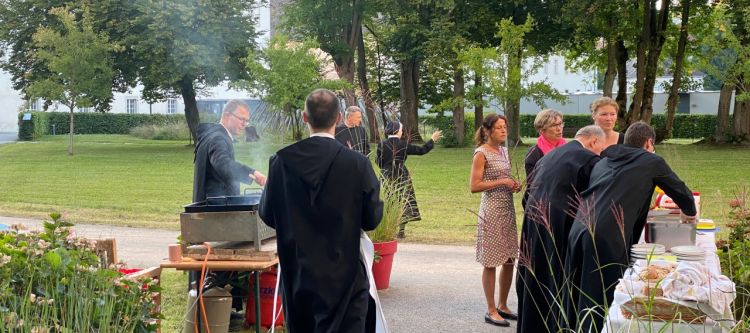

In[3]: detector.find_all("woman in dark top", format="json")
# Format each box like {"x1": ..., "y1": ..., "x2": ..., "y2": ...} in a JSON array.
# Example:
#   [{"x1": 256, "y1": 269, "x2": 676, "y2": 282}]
[
  {"x1": 523, "y1": 109, "x2": 565, "y2": 207},
  {"x1": 377, "y1": 121, "x2": 442, "y2": 238},
  {"x1": 590, "y1": 96, "x2": 624, "y2": 148}
]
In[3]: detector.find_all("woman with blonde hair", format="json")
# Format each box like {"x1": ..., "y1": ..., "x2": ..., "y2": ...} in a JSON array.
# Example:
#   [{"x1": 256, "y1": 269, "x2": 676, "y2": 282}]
[
  {"x1": 590, "y1": 96, "x2": 624, "y2": 148},
  {"x1": 470, "y1": 113, "x2": 521, "y2": 327},
  {"x1": 524, "y1": 109, "x2": 566, "y2": 179}
]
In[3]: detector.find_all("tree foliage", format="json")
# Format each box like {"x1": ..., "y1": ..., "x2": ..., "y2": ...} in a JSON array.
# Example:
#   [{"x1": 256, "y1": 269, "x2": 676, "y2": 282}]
[
  {"x1": 459, "y1": 15, "x2": 565, "y2": 145},
  {"x1": 119, "y1": 0, "x2": 261, "y2": 143},
  {"x1": 26, "y1": 5, "x2": 115, "y2": 155},
  {"x1": 241, "y1": 35, "x2": 348, "y2": 140}
]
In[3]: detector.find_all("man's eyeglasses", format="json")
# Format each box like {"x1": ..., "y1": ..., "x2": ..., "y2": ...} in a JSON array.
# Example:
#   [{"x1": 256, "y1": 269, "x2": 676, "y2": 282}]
[{"x1": 229, "y1": 112, "x2": 250, "y2": 124}]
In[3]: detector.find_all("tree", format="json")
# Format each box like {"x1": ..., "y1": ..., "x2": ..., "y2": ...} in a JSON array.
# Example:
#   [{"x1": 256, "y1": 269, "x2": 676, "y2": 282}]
[
  {"x1": 700, "y1": 1, "x2": 750, "y2": 143},
  {"x1": 459, "y1": 16, "x2": 565, "y2": 145},
  {"x1": 282, "y1": 0, "x2": 364, "y2": 107},
  {"x1": 26, "y1": 5, "x2": 114, "y2": 155},
  {"x1": 660, "y1": 0, "x2": 694, "y2": 142},
  {"x1": 242, "y1": 35, "x2": 348, "y2": 140},
  {"x1": 120, "y1": 0, "x2": 261, "y2": 144}
]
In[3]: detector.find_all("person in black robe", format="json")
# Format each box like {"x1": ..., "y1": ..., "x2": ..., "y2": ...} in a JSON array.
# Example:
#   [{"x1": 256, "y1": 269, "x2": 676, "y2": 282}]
[
  {"x1": 376, "y1": 121, "x2": 441, "y2": 238},
  {"x1": 259, "y1": 89, "x2": 384, "y2": 333},
  {"x1": 563, "y1": 122, "x2": 697, "y2": 332},
  {"x1": 192, "y1": 99, "x2": 266, "y2": 203},
  {"x1": 335, "y1": 106, "x2": 371, "y2": 156},
  {"x1": 515, "y1": 125, "x2": 605, "y2": 333}
]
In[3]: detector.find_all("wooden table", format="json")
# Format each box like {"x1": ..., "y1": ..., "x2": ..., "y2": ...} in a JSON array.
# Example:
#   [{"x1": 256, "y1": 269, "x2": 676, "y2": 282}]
[{"x1": 161, "y1": 257, "x2": 279, "y2": 333}]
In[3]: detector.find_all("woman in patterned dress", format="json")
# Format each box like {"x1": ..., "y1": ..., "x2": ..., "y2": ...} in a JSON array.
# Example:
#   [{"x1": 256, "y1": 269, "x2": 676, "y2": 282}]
[{"x1": 470, "y1": 113, "x2": 522, "y2": 327}]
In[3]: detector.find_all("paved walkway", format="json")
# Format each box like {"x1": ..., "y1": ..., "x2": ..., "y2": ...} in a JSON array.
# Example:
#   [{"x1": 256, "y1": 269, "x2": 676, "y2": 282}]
[
  {"x1": 0, "y1": 215, "x2": 518, "y2": 332},
  {"x1": 0, "y1": 132, "x2": 17, "y2": 144}
]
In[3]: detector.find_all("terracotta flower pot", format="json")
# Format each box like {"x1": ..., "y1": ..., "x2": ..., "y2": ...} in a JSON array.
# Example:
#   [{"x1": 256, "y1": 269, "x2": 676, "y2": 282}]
[{"x1": 372, "y1": 240, "x2": 398, "y2": 290}]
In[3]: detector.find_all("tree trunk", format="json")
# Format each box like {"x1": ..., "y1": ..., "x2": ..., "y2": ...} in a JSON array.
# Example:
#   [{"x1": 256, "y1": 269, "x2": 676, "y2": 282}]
[
  {"x1": 179, "y1": 76, "x2": 200, "y2": 145},
  {"x1": 641, "y1": 0, "x2": 670, "y2": 125},
  {"x1": 506, "y1": 48, "x2": 522, "y2": 146},
  {"x1": 356, "y1": 25, "x2": 380, "y2": 143},
  {"x1": 68, "y1": 101, "x2": 75, "y2": 155},
  {"x1": 452, "y1": 65, "x2": 465, "y2": 146},
  {"x1": 733, "y1": 75, "x2": 750, "y2": 143},
  {"x1": 615, "y1": 38, "x2": 629, "y2": 129},
  {"x1": 663, "y1": 0, "x2": 691, "y2": 141},
  {"x1": 474, "y1": 73, "x2": 483, "y2": 131},
  {"x1": 331, "y1": 1, "x2": 362, "y2": 108},
  {"x1": 399, "y1": 57, "x2": 423, "y2": 142},
  {"x1": 714, "y1": 82, "x2": 733, "y2": 143},
  {"x1": 603, "y1": 33, "x2": 617, "y2": 96},
  {"x1": 628, "y1": 0, "x2": 653, "y2": 125}
]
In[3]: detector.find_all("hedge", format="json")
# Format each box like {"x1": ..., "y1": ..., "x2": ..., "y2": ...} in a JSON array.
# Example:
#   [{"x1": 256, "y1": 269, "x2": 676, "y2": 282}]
[
  {"x1": 18, "y1": 112, "x2": 189, "y2": 140},
  {"x1": 422, "y1": 113, "x2": 723, "y2": 147}
]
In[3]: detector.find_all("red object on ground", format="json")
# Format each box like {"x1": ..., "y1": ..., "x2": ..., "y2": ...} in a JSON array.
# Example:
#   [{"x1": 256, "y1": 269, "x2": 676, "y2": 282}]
[
  {"x1": 118, "y1": 268, "x2": 142, "y2": 275},
  {"x1": 372, "y1": 240, "x2": 398, "y2": 290},
  {"x1": 246, "y1": 266, "x2": 284, "y2": 328}
]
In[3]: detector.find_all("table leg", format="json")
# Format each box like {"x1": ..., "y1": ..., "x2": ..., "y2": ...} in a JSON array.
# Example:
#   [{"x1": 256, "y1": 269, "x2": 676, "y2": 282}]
[
  {"x1": 254, "y1": 271, "x2": 261, "y2": 333},
  {"x1": 188, "y1": 271, "x2": 203, "y2": 332}
]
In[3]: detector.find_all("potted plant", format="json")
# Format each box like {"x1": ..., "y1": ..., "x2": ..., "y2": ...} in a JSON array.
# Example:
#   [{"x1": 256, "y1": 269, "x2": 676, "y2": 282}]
[
  {"x1": 717, "y1": 189, "x2": 750, "y2": 322},
  {"x1": 367, "y1": 177, "x2": 408, "y2": 290}
]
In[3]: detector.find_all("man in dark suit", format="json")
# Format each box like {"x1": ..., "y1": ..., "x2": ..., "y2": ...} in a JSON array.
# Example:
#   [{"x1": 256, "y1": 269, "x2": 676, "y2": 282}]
[
  {"x1": 335, "y1": 105, "x2": 371, "y2": 156},
  {"x1": 260, "y1": 89, "x2": 384, "y2": 333},
  {"x1": 564, "y1": 121, "x2": 696, "y2": 332},
  {"x1": 192, "y1": 99, "x2": 266, "y2": 203},
  {"x1": 516, "y1": 125, "x2": 605, "y2": 333},
  {"x1": 191, "y1": 99, "x2": 267, "y2": 322}
]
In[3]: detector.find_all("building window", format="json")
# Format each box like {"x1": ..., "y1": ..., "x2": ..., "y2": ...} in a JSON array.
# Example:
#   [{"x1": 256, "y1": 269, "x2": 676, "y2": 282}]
[
  {"x1": 167, "y1": 99, "x2": 177, "y2": 114},
  {"x1": 553, "y1": 59, "x2": 559, "y2": 75},
  {"x1": 79, "y1": 107, "x2": 92, "y2": 113},
  {"x1": 127, "y1": 99, "x2": 138, "y2": 114},
  {"x1": 27, "y1": 99, "x2": 41, "y2": 111}
]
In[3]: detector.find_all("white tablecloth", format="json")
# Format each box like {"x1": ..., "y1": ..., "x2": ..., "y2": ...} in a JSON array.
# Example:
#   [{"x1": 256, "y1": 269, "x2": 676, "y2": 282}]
[{"x1": 603, "y1": 232, "x2": 735, "y2": 333}]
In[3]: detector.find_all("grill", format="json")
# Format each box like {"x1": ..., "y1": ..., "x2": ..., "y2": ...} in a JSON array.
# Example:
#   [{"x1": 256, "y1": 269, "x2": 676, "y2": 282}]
[{"x1": 180, "y1": 191, "x2": 275, "y2": 251}]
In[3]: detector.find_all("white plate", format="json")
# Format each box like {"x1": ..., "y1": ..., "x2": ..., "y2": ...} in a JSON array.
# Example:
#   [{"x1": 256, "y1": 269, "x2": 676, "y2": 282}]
[
  {"x1": 632, "y1": 243, "x2": 666, "y2": 253},
  {"x1": 670, "y1": 246, "x2": 705, "y2": 255}
]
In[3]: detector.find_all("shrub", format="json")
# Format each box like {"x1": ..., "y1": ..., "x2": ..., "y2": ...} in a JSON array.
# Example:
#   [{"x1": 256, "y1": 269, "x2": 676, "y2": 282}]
[
  {"x1": 17, "y1": 112, "x2": 201, "y2": 140},
  {"x1": 17, "y1": 112, "x2": 48, "y2": 141},
  {"x1": 717, "y1": 189, "x2": 750, "y2": 321},
  {"x1": 130, "y1": 122, "x2": 191, "y2": 141},
  {"x1": 0, "y1": 213, "x2": 160, "y2": 332}
]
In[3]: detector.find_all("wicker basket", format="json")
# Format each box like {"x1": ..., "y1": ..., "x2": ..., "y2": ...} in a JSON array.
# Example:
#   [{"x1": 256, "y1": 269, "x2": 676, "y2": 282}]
[{"x1": 620, "y1": 297, "x2": 706, "y2": 323}]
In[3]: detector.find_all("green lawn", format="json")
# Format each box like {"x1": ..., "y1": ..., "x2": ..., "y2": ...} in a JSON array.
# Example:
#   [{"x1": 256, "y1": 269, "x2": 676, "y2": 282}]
[{"x1": 0, "y1": 134, "x2": 748, "y2": 243}]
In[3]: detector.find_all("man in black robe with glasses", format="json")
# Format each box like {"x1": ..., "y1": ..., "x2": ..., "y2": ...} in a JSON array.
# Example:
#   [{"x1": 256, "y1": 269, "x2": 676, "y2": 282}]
[{"x1": 260, "y1": 89, "x2": 384, "y2": 333}]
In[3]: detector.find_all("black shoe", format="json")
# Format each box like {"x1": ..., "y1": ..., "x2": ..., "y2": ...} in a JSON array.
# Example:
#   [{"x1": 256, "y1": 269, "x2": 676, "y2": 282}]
[
  {"x1": 497, "y1": 308, "x2": 518, "y2": 320},
  {"x1": 397, "y1": 230, "x2": 405, "y2": 239},
  {"x1": 484, "y1": 313, "x2": 510, "y2": 327}
]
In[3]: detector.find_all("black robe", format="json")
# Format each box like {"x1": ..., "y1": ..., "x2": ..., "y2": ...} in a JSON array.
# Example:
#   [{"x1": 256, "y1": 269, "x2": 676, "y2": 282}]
[
  {"x1": 192, "y1": 123, "x2": 254, "y2": 203},
  {"x1": 563, "y1": 145, "x2": 696, "y2": 332},
  {"x1": 335, "y1": 124, "x2": 371, "y2": 156},
  {"x1": 516, "y1": 140, "x2": 600, "y2": 333},
  {"x1": 376, "y1": 137, "x2": 434, "y2": 222},
  {"x1": 259, "y1": 136, "x2": 383, "y2": 333},
  {"x1": 522, "y1": 144, "x2": 544, "y2": 208}
]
